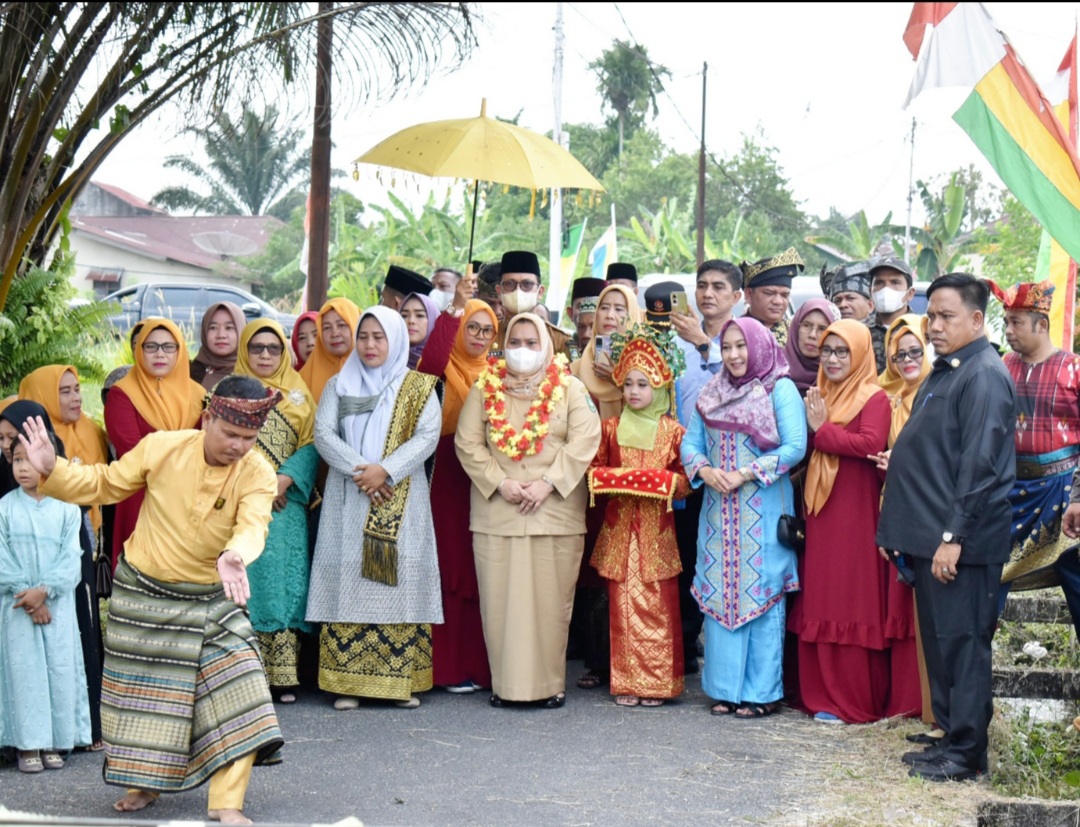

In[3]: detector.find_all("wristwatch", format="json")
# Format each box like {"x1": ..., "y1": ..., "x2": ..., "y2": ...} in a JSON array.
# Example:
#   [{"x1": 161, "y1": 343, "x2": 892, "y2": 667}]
[
  {"x1": 696, "y1": 341, "x2": 710, "y2": 356},
  {"x1": 942, "y1": 531, "x2": 961, "y2": 544}
]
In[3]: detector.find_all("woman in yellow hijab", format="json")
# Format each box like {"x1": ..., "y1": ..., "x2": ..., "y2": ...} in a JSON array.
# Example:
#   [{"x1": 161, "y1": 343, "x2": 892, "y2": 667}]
[
  {"x1": 416, "y1": 296, "x2": 499, "y2": 692},
  {"x1": 299, "y1": 297, "x2": 362, "y2": 404},
  {"x1": 789, "y1": 319, "x2": 915, "y2": 724},
  {"x1": 104, "y1": 318, "x2": 203, "y2": 570},
  {"x1": 570, "y1": 284, "x2": 642, "y2": 420},
  {"x1": 234, "y1": 319, "x2": 318, "y2": 704}
]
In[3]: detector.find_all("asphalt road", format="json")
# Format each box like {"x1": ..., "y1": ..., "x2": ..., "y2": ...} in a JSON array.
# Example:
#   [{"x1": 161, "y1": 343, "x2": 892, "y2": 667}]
[{"x1": 1, "y1": 661, "x2": 838, "y2": 826}]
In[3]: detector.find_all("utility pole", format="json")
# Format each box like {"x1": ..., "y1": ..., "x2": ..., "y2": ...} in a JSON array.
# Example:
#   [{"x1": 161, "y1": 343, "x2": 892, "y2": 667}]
[
  {"x1": 307, "y1": 1, "x2": 333, "y2": 310},
  {"x1": 696, "y1": 62, "x2": 707, "y2": 267},
  {"x1": 549, "y1": 2, "x2": 566, "y2": 322}
]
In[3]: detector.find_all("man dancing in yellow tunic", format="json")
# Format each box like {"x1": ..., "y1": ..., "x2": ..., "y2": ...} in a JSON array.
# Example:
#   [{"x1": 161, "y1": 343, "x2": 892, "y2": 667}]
[{"x1": 20, "y1": 375, "x2": 283, "y2": 826}]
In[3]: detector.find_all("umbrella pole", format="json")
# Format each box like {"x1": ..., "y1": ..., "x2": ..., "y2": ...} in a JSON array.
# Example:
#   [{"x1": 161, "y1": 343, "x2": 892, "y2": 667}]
[{"x1": 467, "y1": 179, "x2": 480, "y2": 264}]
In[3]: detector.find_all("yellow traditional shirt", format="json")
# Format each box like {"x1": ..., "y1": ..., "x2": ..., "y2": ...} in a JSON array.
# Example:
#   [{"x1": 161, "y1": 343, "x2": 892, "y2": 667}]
[{"x1": 40, "y1": 430, "x2": 277, "y2": 584}]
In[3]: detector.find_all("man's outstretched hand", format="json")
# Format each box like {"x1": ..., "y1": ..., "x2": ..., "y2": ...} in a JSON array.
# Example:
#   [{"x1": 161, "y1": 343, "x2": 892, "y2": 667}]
[
  {"x1": 19, "y1": 416, "x2": 57, "y2": 476},
  {"x1": 217, "y1": 550, "x2": 250, "y2": 606}
]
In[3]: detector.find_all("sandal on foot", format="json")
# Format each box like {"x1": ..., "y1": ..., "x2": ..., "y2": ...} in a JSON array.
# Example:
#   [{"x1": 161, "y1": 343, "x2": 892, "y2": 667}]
[
  {"x1": 710, "y1": 701, "x2": 738, "y2": 716},
  {"x1": 42, "y1": 751, "x2": 64, "y2": 769},
  {"x1": 615, "y1": 695, "x2": 640, "y2": 707},
  {"x1": 576, "y1": 670, "x2": 607, "y2": 689},
  {"x1": 640, "y1": 698, "x2": 665, "y2": 708},
  {"x1": 333, "y1": 696, "x2": 360, "y2": 710},
  {"x1": 17, "y1": 751, "x2": 43, "y2": 773},
  {"x1": 735, "y1": 702, "x2": 777, "y2": 719},
  {"x1": 276, "y1": 692, "x2": 297, "y2": 704},
  {"x1": 394, "y1": 696, "x2": 420, "y2": 709},
  {"x1": 539, "y1": 693, "x2": 565, "y2": 709}
]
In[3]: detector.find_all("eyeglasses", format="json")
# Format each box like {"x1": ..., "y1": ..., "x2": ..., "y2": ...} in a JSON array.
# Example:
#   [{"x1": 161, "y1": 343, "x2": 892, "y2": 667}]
[
  {"x1": 142, "y1": 342, "x2": 179, "y2": 354},
  {"x1": 500, "y1": 279, "x2": 539, "y2": 293},
  {"x1": 891, "y1": 347, "x2": 924, "y2": 364},
  {"x1": 819, "y1": 346, "x2": 851, "y2": 360},
  {"x1": 465, "y1": 322, "x2": 496, "y2": 340},
  {"x1": 799, "y1": 322, "x2": 830, "y2": 337},
  {"x1": 247, "y1": 343, "x2": 284, "y2": 356}
]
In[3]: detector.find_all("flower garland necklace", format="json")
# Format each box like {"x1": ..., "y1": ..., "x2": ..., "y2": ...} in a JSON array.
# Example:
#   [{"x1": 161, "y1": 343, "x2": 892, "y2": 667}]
[{"x1": 480, "y1": 354, "x2": 568, "y2": 461}]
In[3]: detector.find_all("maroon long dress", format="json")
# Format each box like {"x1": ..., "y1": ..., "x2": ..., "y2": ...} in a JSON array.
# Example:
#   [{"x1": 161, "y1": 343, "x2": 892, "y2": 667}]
[
  {"x1": 788, "y1": 391, "x2": 920, "y2": 723},
  {"x1": 418, "y1": 313, "x2": 491, "y2": 689},
  {"x1": 103, "y1": 387, "x2": 155, "y2": 571}
]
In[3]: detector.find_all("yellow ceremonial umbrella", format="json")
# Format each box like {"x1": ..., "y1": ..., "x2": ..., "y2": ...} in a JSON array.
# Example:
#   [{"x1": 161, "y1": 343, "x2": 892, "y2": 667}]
[{"x1": 355, "y1": 98, "x2": 604, "y2": 263}]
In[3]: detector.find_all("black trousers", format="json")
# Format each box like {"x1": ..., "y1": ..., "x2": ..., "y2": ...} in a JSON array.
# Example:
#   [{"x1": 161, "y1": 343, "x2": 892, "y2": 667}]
[
  {"x1": 912, "y1": 556, "x2": 1001, "y2": 771},
  {"x1": 674, "y1": 488, "x2": 704, "y2": 659}
]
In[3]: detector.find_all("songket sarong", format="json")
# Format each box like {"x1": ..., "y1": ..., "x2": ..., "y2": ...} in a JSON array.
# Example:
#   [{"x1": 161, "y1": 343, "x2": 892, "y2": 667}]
[
  {"x1": 102, "y1": 557, "x2": 283, "y2": 791},
  {"x1": 608, "y1": 533, "x2": 684, "y2": 699},
  {"x1": 318, "y1": 622, "x2": 432, "y2": 700},
  {"x1": 1002, "y1": 447, "x2": 1079, "y2": 590}
]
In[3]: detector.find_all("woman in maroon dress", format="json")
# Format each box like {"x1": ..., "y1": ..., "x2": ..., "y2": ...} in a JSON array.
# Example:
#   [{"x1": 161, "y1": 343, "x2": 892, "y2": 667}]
[
  {"x1": 417, "y1": 277, "x2": 498, "y2": 692},
  {"x1": 103, "y1": 319, "x2": 203, "y2": 570},
  {"x1": 789, "y1": 319, "x2": 896, "y2": 724}
]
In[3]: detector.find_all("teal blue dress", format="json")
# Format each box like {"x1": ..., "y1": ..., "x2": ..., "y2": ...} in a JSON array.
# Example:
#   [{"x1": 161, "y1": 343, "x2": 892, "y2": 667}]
[{"x1": 0, "y1": 489, "x2": 91, "y2": 750}]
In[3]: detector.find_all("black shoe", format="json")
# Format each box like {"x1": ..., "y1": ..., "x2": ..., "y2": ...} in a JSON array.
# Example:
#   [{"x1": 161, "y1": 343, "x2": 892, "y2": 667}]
[
  {"x1": 538, "y1": 693, "x2": 565, "y2": 709},
  {"x1": 908, "y1": 756, "x2": 982, "y2": 782},
  {"x1": 489, "y1": 694, "x2": 504, "y2": 708},
  {"x1": 901, "y1": 741, "x2": 948, "y2": 766},
  {"x1": 905, "y1": 731, "x2": 944, "y2": 745}
]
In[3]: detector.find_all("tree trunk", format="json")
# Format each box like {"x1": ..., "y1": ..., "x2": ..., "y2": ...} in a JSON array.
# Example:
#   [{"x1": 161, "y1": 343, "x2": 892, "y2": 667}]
[{"x1": 306, "y1": 1, "x2": 334, "y2": 311}]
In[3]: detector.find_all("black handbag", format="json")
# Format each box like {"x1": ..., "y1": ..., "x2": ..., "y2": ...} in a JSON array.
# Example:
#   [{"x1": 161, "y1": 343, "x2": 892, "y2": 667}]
[
  {"x1": 95, "y1": 551, "x2": 112, "y2": 599},
  {"x1": 777, "y1": 484, "x2": 806, "y2": 553}
]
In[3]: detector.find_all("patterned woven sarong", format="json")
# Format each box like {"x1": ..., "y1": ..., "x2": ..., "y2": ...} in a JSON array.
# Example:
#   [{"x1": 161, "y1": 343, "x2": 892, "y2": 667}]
[
  {"x1": 1003, "y1": 462, "x2": 1079, "y2": 589},
  {"x1": 101, "y1": 556, "x2": 283, "y2": 791}
]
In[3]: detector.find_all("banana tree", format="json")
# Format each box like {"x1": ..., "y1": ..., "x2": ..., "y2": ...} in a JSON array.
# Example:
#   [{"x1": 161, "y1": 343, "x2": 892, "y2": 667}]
[
  {"x1": 889, "y1": 175, "x2": 979, "y2": 279},
  {"x1": 805, "y1": 210, "x2": 895, "y2": 266}
]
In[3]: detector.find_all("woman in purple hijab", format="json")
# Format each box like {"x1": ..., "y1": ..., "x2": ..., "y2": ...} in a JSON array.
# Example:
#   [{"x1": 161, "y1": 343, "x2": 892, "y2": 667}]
[
  {"x1": 783, "y1": 299, "x2": 842, "y2": 398},
  {"x1": 680, "y1": 317, "x2": 807, "y2": 719},
  {"x1": 401, "y1": 292, "x2": 440, "y2": 370}
]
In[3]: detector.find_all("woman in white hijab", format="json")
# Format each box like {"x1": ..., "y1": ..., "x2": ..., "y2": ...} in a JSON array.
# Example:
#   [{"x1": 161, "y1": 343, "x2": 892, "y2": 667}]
[{"x1": 306, "y1": 306, "x2": 443, "y2": 710}]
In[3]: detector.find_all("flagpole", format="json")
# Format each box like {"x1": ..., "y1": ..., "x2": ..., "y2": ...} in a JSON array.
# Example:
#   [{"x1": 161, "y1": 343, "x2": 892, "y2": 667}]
[
  {"x1": 904, "y1": 117, "x2": 916, "y2": 265},
  {"x1": 549, "y1": 2, "x2": 566, "y2": 324}
]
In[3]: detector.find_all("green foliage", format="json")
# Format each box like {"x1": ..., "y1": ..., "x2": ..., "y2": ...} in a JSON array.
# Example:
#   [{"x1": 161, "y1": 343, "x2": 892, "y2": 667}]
[
  {"x1": 623, "y1": 199, "x2": 728, "y2": 274},
  {"x1": 805, "y1": 210, "x2": 896, "y2": 265},
  {"x1": 0, "y1": 259, "x2": 114, "y2": 395},
  {"x1": 990, "y1": 707, "x2": 1080, "y2": 799},
  {"x1": 589, "y1": 40, "x2": 671, "y2": 159},
  {"x1": 152, "y1": 105, "x2": 313, "y2": 216},
  {"x1": 927, "y1": 163, "x2": 1001, "y2": 233},
  {"x1": 891, "y1": 174, "x2": 981, "y2": 279}
]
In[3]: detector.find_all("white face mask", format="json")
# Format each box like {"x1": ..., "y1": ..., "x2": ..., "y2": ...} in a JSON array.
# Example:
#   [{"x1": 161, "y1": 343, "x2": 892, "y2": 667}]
[
  {"x1": 505, "y1": 346, "x2": 546, "y2": 374},
  {"x1": 429, "y1": 289, "x2": 455, "y2": 312},
  {"x1": 501, "y1": 289, "x2": 538, "y2": 315},
  {"x1": 873, "y1": 286, "x2": 909, "y2": 315}
]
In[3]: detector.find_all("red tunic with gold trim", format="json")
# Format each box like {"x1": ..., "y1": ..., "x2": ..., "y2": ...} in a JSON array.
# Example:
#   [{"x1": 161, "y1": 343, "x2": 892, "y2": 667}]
[{"x1": 588, "y1": 415, "x2": 690, "y2": 699}]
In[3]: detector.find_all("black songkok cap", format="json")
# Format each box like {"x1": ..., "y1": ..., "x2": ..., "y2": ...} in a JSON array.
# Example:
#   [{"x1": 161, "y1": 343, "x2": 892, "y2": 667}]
[
  {"x1": 606, "y1": 262, "x2": 638, "y2": 283},
  {"x1": 385, "y1": 265, "x2": 433, "y2": 296},
  {"x1": 570, "y1": 277, "x2": 607, "y2": 301},
  {"x1": 500, "y1": 250, "x2": 541, "y2": 278},
  {"x1": 741, "y1": 247, "x2": 804, "y2": 289},
  {"x1": 642, "y1": 280, "x2": 684, "y2": 325}
]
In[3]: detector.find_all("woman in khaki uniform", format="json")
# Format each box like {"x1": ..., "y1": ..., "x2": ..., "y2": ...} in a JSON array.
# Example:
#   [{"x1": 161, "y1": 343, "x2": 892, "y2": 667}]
[{"x1": 455, "y1": 312, "x2": 601, "y2": 708}]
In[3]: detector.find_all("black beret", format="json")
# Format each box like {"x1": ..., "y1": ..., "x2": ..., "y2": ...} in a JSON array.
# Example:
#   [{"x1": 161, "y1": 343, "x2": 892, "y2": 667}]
[
  {"x1": 385, "y1": 264, "x2": 433, "y2": 296},
  {"x1": 570, "y1": 277, "x2": 607, "y2": 302},
  {"x1": 606, "y1": 262, "x2": 638, "y2": 283},
  {"x1": 500, "y1": 250, "x2": 541, "y2": 278},
  {"x1": 643, "y1": 280, "x2": 684, "y2": 325}
]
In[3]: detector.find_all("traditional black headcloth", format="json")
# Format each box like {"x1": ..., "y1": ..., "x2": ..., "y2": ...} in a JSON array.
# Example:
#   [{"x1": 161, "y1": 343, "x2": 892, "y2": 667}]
[
  {"x1": 606, "y1": 262, "x2": 638, "y2": 283},
  {"x1": 821, "y1": 260, "x2": 872, "y2": 300},
  {"x1": 384, "y1": 265, "x2": 433, "y2": 296},
  {"x1": 742, "y1": 247, "x2": 805, "y2": 289},
  {"x1": 500, "y1": 250, "x2": 541, "y2": 277}
]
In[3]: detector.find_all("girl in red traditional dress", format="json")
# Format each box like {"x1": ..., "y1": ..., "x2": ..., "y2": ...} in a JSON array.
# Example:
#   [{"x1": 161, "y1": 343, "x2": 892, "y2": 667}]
[{"x1": 588, "y1": 326, "x2": 689, "y2": 707}]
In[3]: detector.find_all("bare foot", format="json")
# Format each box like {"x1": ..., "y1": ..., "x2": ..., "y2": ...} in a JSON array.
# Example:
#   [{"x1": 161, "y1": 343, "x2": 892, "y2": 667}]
[
  {"x1": 114, "y1": 791, "x2": 158, "y2": 812},
  {"x1": 208, "y1": 808, "x2": 253, "y2": 825}
]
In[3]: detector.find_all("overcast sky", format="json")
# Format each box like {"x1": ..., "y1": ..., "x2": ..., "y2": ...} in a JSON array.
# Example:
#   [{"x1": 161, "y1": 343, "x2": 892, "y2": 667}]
[{"x1": 94, "y1": 2, "x2": 1080, "y2": 232}]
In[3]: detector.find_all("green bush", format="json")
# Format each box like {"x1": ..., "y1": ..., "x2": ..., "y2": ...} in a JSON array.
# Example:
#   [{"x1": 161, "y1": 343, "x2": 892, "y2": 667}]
[{"x1": 0, "y1": 260, "x2": 116, "y2": 395}]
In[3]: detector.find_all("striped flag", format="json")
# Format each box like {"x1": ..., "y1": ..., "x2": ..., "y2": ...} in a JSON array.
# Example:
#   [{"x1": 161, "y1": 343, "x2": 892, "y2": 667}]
[
  {"x1": 561, "y1": 220, "x2": 587, "y2": 286},
  {"x1": 904, "y1": 3, "x2": 1080, "y2": 266},
  {"x1": 589, "y1": 219, "x2": 618, "y2": 281},
  {"x1": 1034, "y1": 33, "x2": 1077, "y2": 350}
]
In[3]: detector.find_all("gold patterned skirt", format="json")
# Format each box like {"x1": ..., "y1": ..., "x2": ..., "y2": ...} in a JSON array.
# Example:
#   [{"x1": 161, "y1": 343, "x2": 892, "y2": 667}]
[
  {"x1": 608, "y1": 533, "x2": 684, "y2": 699},
  {"x1": 318, "y1": 622, "x2": 432, "y2": 700},
  {"x1": 256, "y1": 630, "x2": 301, "y2": 688}
]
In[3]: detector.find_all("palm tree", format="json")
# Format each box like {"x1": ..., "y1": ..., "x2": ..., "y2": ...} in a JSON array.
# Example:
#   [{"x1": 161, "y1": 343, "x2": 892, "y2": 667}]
[
  {"x1": 589, "y1": 40, "x2": 671, "y2": 162},
  {"x1": 0, "y1": 2, "x2": 476, "y2": 311},
  {"x1": 152, "y1": 105, "x2": 311, "y2": 216}
]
